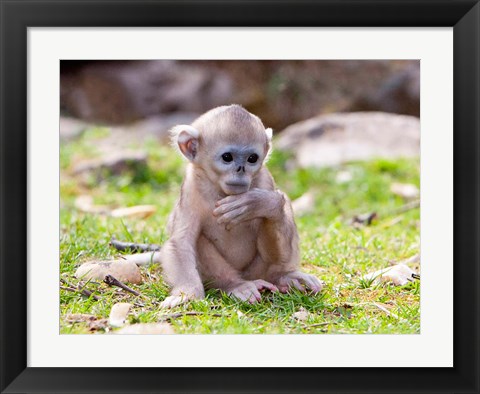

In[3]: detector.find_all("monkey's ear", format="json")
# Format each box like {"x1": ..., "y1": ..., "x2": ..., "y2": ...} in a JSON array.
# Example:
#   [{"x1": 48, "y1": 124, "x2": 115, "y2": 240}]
[
  {"x1": 170, "y1": 125, "x2": 199, "y2": 161},
  {"x1": 265, "y1": 127, "x2": 273, "y2": 141},
  {"x1": 264, "y1": 127, "x2": 273, "y2": 162}
]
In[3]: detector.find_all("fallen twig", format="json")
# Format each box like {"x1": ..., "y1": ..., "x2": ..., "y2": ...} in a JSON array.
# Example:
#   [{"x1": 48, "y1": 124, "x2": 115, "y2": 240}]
[
  {"x1": 388, "y1": 199, "x2": 420, "y2": 216},
  {"x1": 372, "y1": 302, "x2": 399, "y2": 319},
  {"x1": 60, "y1": 281, "x2": 100, "y2": 301},
  {"x1": 302, "y1": 322, "x2": 331, "y2": 329},
  {"x1": 60, "y1": 286, "x2": 77, "y2": 293},
  {"x1": 103, "y1": 274, "x2": 142, "y2": 297},
  {"x1": 351, "y1": 212, "x2": 377, "y2": 226},
  {"x1": 110, "y1": 237, "x2": 161, "y2": 253}
]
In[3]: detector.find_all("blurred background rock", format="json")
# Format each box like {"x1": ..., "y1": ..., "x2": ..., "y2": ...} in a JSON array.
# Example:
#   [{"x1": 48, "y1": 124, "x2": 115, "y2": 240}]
[{"x1": 60, "y1": 60, "x2": 420, "y2": 167}]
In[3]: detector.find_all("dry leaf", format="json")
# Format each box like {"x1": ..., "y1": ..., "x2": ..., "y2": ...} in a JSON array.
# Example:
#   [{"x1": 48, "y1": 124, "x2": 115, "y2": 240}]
[
  {"x1": 65, "y1": 313, "x2": 98, "y2": 323},
  {"x1": 64, "y1": 313, "x2": 108, "y2": 331},
  {"x1": 110, "y1": 205, "x2": 156, "y2": 219},
  {"x1": 88, "y1": 319, "x2": 109, "y2": 331}
]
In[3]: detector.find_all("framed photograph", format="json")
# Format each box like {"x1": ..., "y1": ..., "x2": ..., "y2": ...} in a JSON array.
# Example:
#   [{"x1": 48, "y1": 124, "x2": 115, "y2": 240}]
[{"x1": 1, "y1": 1, "x2": 478, "y2": 393}]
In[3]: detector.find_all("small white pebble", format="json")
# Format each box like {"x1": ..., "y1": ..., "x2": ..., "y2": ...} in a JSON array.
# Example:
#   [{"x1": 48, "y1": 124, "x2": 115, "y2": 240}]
[{"x1": 108, "y1": 303, "x2": 132, "y2": 328}]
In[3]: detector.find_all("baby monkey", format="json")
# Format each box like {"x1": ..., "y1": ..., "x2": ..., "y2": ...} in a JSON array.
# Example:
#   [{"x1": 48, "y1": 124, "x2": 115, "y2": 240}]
[{"x1": 133, "y1": 105, "x2": 323, "y2": 308}]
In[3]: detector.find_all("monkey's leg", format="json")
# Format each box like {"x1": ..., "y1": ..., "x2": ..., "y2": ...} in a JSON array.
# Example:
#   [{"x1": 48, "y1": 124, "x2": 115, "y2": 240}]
[
  {"x1": 197, "y1": 236, "x2": 277, "y2": 304},
  {"x1": 256, "y1": 195, "x2": 323, "y2": 294},
  {"x1": 260, "y1": 230, "x2": 323, "y2": 294},
  {"x1": 243, "y1": 255, "x2": 314, "y2": 295},
  {"x1": 159, "y1": 238, "x2": 205, "y2": 308}
]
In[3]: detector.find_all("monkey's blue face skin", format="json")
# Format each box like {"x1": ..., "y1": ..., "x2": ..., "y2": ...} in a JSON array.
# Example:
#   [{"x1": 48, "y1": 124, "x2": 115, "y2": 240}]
[{"x1": 213, "y1": 145, "x2": 264, "y2": 195}]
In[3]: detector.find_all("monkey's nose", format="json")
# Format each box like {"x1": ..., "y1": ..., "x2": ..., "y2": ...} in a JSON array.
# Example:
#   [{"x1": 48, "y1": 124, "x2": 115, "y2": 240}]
[{"x1": 236, "y1": 166, "x2": 245, "y2": 173}]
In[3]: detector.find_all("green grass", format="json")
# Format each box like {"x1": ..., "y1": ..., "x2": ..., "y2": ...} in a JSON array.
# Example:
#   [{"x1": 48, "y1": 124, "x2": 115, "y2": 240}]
[{"x1": 60, "y1": 127, "x2": 420, "y2": 334}]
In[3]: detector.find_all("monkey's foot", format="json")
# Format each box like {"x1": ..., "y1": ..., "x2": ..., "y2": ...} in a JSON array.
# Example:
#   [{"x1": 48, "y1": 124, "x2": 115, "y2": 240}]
[
  {"x1": 160, "y1": 290, "x2": 204, "y2": 309},
  {"x1": 252, "y1": 279, "x2": 279, "y2": 293},
  {"x1": 276, "y1": 272, "x2": 323, "y2": 294},
  {"x1": 228, "y1": 280, "x2": 278, "y2": 304},
  {"x1": 159, "y1": 295, "x2": 189, "y2": 309}
]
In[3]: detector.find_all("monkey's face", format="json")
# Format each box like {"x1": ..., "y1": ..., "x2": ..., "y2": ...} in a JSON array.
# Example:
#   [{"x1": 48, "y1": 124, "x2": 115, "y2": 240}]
[
  {"x1": 209, "y1": 144, "x2": 265, "y2": 195},
  {"x1": 172, "y1": 105, "x2": 273, "y2": 196}
]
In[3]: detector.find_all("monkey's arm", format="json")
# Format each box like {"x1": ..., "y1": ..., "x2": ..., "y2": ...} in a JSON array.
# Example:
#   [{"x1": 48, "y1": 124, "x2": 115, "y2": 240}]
[
  {"x1": 213, "y1": 188, "x2": 286, "y2": 230},
  {"x1": 213, "y1": 187, "x2": 298, "y2": 265},
  {"x1": 159, "y1": 213, "x2": 205, "y2": 308}
]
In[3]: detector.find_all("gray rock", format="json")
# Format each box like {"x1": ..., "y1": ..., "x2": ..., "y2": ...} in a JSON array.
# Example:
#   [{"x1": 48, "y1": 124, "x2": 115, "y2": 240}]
[
  {"x1": 109, "y1": 112, "x2": 199, "y2": 142},
  {"x1": 349, "y1": 63, "x2": 420, "y2": 117},
  {"x1": 60, "y1": 117, "x2": 89, "y2": 141},
  {"x1": 276, "y1": 112, "x2": 419, "y2": 168},
  {"x1": 72, "y1": 150, "x2": 147, "y2": 176},
  {"x1": 61, "y1": 60, "x2": 232, "y2": 124}
]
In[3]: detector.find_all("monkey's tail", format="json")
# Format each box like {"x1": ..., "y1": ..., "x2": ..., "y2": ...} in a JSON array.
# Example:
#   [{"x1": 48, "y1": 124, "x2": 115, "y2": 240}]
[
  {"x1": 121, "y1": 251, "x2": 162, "y2": 267},
  {"x1": 110, "y1": 237, "x2": 161, "y2": 253},
  {"x1": 110, "y1": 237, "x2": 162, "y2": 266}
]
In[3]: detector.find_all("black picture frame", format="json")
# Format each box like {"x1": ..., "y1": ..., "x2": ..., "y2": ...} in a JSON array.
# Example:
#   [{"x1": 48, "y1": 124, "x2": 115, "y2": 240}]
[{"x1": 1, "y1": 1, "x2": 479, "y2": 393}]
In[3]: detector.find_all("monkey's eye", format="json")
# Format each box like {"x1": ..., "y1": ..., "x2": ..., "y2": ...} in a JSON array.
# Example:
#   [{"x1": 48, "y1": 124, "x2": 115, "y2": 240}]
[
  {"x1": 222, "y1": 152, "x2": 233, "y2": 162},
  {"x1": 247, "y1": 154, "x2": 259, "y2": 163}
]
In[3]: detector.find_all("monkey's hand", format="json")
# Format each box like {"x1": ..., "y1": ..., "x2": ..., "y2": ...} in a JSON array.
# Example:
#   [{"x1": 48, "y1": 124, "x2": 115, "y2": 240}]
[
  {"x1": 214, "y1": 189, "x2": 284, "y2": 230},
  {"x1": 275, "y1": 271, "x2": 324, "y2": 294},
  {"x1": 227, "y1": 280, "x2": 278, "y2": 304}
]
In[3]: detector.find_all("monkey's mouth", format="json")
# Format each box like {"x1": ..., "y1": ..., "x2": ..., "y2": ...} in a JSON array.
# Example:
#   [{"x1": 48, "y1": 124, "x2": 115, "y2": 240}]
[{"x1": 223, "y1": 182, "x2": 250, "y2": 195}]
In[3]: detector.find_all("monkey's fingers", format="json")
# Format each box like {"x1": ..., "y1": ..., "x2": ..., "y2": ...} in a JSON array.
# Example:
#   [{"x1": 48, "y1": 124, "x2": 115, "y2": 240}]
[
  {"x1": 228, "y1": 283, "x2": 262, "y2": 303},
  {"x1": 252, "y1": 279, "x2": 279, "y2": 293},
  {"x1": 215, "y1": 194, "x2": 245, "y2": 208},
  {"x1": 290, "y1": 279, "x2": 307, "y2": 293},
  {"x1": 232, "y1": 291, "x2": 261, "y2": 304},
  {"x1": 213, "y1": 197, "x2": 247, "y2": 215},
  {"x1": 216, "y1": 207, "x2": 251, "y2": 229},
  {"x1": 302, "y1": 276, "x2": 323, "y2": 294},
  {"x1": 290, "y1": 272, "x2": 324, "y2": 294},
  {"x1": 248, "y1": 295, "x2": 259, "y2": 304},
  {"x1": 216, "y1": 208, "x2": 245, "y2": 224},
  {"x1": 277, "y1": 275, "x2": 308, "y2": 293}
]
